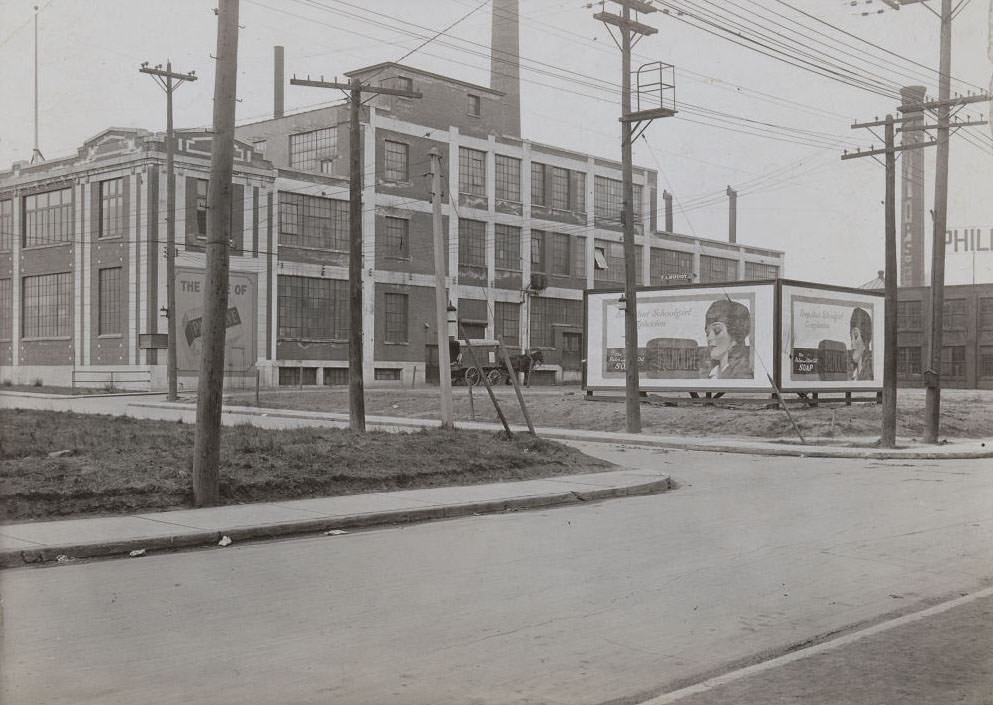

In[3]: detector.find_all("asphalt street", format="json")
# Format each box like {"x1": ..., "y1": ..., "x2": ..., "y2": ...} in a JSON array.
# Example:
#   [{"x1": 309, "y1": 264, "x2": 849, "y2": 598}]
[{"x1": 2, "y1": 442, "x2": 990, "y2": 705}]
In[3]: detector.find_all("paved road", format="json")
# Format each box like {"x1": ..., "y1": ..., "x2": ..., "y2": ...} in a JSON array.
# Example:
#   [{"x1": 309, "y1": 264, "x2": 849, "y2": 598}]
[{"x1": 2, "y1": 443, "x2": 989, "y2": 704}]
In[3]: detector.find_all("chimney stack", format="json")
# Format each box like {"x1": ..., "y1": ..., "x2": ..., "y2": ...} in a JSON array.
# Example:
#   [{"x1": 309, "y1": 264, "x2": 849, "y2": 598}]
[
  {"x1": 274, "y1": 45, "x2": 285, "y2": 119},
  {"x1": 663, "y1": 190, "x2": 673, "y2": 232},
  {"x1": 490, "y1": 0, "x2": 521, "y2": 138},
  {"x1": 900, "y1": 85, "x2": 926, "y2": 286}
]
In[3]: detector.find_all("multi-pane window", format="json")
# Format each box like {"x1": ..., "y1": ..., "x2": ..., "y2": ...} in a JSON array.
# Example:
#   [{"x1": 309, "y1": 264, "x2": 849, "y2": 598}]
[
  {"x1": 459, "y1": 219, "x2": 487, "y2": 269},
  {"x1": 459, "y1": 147, "x2": 486, "y2": 196},
  {"x1": 384, "y1": 293, "x2": 408, "y2": 343},
  {"x1": 467, "y1": 94, "x2": 481, "y2": 117},
  {"x1": 395, "y1": 76, "x2": 413, "y2": 92},
  {"x1": 279, "y1": 192, "x2": 349, "y2": 251},
  {"x1": 943, "y1": 298, "x2": 967, "y2": 329},
  {"x1": 744, "y1": 261, "x2": 778, "y2": 279},
  {"x1": 897, "y1": 300, "x2": 922, "y2": 330},
  {"x1": 897, "y1": 346, "x2": 922, "y2": 376},
  {"x1": 277, "y1": 275, "x2": 349, "y2": 340},
  {"x1": 551, "y1": 233, "x2": 571, "y2": 275},
  {"x1": 0, "y1": 279, "x2": 11, "y2": 340},
  {"x1": 980, "y1": 346, "x2": 993, "y2": 378},
  {"x1": 384, "y1": 140, "x2": 409, "y2": 182},
  {"x1": 530, "y1": 297, "x2": 582, "y2": 348},
  {"x1": 22, "y1": 272, "x2": 71, "y2": 338},
  {"x1": 650, "y1": 247, "x2": 693, "y2": 284},
  {"x1": 23, "y1": 188, "x2": 72, "y2": 246},
  {"x1": 383, "y1": 217, "x2": 409, "y2": 259},
  {"x1": 98, "y1": 267, "x2": 122, "y2": 335},
  {"x1": 495, "y1": 155, "x2": 521, "y2": 202},
  {"x1": 941, "y1": 345, "x2": 966, "y2": 378},
  {"x1": 1, "y1": 199, "x2": 13, "y2": 250},
  {"x1": 593, "y1": 239, "x2": 625, "y2": 284},
  {"x1": 573, "y1": 235, "x2": 587, "y2": 278},
  {"x1": 531, "y1": 230, "x2": 546, "y2": 273},
  {"x1": 531, "y1": 163, "x2": 546, "y2": 207},
  {"x1": 494, "y1": 302, "x2": 520, "y2": 347},
  {"x1": 699, "y1": 255, "x2": 738, "y2": 283},
  {"x1": 289, "y1": 127, "x2": 337, "y2": 172},
  {"x1": 495, "y1": 224, "x2": 520, "y2": 270},
  {"x1": 195, "y1": 179, "x2": 208, "y2": 239},
  {"x1": 570, "y1": 171, "x2": 586, "y2": 212},
  {"x1": 551, "y1": 168, "x2": 570, "y2": 210},
  {"x1": 980, "y1": 298, "x2": 993, "y2": 330},
  {"x1": 594, "y1": 177, "x2": 640, "y2": 223},
  {"x1": 99, "y1": 178, "x2": 126, "y2": 239}
]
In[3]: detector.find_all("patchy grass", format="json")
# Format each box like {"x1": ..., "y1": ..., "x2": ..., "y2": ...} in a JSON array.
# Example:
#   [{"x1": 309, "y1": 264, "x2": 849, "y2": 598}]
[{"x1": 0, "y1": 410, "x2": 612, "y2": 522}]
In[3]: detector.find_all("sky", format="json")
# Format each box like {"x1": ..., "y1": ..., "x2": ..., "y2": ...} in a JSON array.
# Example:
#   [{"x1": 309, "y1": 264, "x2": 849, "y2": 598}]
[{"x1": 1, "y1": 0, "x2": 991, "y2": 287}]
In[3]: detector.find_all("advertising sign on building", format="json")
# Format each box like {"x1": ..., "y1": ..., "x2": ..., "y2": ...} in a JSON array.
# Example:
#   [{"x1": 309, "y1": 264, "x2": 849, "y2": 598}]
[
  {"x1": 175, "y1": 268, "x2": 257, "y2": 374},
  {"x1": 944, "y1": 227, "x2": 993, "y2": 286},
  {"x1": 585, "y1": 280, "x2": 884, "y2": 394},
  {"x1": 584, "y1": 282, "x2": 777, "y2": 392}
]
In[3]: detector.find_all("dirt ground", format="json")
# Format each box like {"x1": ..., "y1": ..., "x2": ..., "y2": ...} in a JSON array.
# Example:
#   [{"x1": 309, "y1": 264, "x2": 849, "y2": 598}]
[{"x1": 225, "y1": 385, "x2": 993, "y2": 442}]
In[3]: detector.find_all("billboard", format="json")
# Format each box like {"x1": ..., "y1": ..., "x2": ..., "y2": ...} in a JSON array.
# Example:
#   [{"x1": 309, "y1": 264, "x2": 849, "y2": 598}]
[
  {"x1": 585, "y1": 282, "x2": 777, "y2": 392},
  {"x1": 778, "y1": 283, "x2": 884, "y2": 392},
  {"x1": 175, "y1": 268, "x2": 257, "y2": 374}
]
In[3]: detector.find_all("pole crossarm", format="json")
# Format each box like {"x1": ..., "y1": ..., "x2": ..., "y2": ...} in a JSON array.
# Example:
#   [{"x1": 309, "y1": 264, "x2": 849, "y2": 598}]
[
  {"x1": 841, "y1": 140, "x2": 937, "y2": 159},
  {"x1": 139, "y1": 65, "x2": 198, "y2": 84},
  {"x1": 898, "y1": 92, "x2": 990, "y2": 112},
  {"x1": 289, "y1": 77, "x2": 421, "y2": 99},
  {"x1": 594, "y1": 12, "x2": 658, "y2": 36}
]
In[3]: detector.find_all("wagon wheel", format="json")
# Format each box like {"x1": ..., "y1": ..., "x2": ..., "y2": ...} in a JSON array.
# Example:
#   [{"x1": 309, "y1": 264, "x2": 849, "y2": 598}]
[
  {"x1": 486, "y1": 368, "x2": 506, "y2": 386},
  {"x1": 464, "y1": 367, "x2": 482, "y2": 386}
]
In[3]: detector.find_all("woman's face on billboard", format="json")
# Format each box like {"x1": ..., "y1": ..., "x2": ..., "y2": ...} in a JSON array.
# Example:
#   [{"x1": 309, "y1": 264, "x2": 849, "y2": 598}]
[
  {"x1": 706, "y1": 321, "x2": 733, "y2": 360},
  {"x1": 851, "y1": 327, "x2": 866, "y2": 362}
]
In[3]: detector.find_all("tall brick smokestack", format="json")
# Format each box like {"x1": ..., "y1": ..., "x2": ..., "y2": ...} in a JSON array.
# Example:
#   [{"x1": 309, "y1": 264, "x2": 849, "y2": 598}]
[
  {"x1": 274, "y1": 45, "x2": 285, "y2": 119},
  {"x1": 900, "y1": 85, "x2": 926, "y2": 287},
  {"x1": 490, "y1": 0, "x2": 521, "y2": 138}
]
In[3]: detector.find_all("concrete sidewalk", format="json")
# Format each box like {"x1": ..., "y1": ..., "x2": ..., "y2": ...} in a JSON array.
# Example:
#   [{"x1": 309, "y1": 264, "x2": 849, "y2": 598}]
[
  {"x1": 0, "y1": 468, "x2": 670, "y2": 569},
  {"x1": 2, "y1": 391, "x2": 990, "y2": 569}
]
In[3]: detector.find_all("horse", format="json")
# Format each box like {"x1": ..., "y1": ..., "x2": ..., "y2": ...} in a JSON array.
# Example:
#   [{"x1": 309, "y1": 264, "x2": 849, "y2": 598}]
[{"x1": 507, "y1": 349, "x2": 544, "y2": 385}]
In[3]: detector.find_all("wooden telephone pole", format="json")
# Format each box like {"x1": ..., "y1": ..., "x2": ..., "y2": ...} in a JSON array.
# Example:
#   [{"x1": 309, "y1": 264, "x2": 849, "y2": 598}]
[
  {"x1": 595, "y1": 0, "x2": 674, "y2": 433},
  {"x1": 140, "y1": 60, "x2": 197, "y2": 402},
  {"x1": 290, "y1": 75, "x2": 420, "y2": 432},
  {"x1": 192, "y1": 0, "x2": 239, "y2": 506},
  {"x1": 429, "y1": 148, "x2": 454, "y2": 428}
]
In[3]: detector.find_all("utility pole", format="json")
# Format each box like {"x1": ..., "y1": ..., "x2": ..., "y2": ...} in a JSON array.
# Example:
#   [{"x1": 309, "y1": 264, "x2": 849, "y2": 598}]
[
  {"x1": 596, "y1": 0, "x2": 674, "y2": 434},
  {"x1": 429, "y1": 148, "x2": 454, "y2": 428},
  {"x1": 726, "y1": 185, "x2": 737, "y2": 244},
  {"x1": 290, "y1": 75, "x2": 421, "y2": 432},
  {"x1": 887, "y1": 0, "x2": 990, "y2": 442},
  {"x1": 845, "y1": 103, "x2": 986, "y2": 446},
  {"x1": 192, "y1": 0, "x2": 239, "y2": 507},
  {"x1": 140, "y1": 60, "x2": 197, "y2": 402}
]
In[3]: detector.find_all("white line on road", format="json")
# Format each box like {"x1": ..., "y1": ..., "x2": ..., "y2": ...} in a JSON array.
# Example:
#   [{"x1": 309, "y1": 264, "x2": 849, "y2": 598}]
[{"x1": 640, "y1": 586, "x2": 993, "y2": 705}]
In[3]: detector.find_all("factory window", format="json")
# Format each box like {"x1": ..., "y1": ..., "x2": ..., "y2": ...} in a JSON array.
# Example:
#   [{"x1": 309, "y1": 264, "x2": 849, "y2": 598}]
[
  {"x1": 941, "y1": 345, "x2": 965, "y2": 378},
  {"x1": 278, "y1": 192, "x2": 348, "y2": 251},
  {"x1": 23, "y1": 188, "x2": 73, "y2": 247},
  {"x1": 573, "y1": 235, "x2": 587, "y2": 278},
  {"x1": 495, "y1": 155, "x2": 521, "y2": 203},
  {"x1": 0, "y1": 279, "x2": 11, "y2": 340},
  {"x1": 383, "y1": 293, "x2": 408, "y2": 343},
  {"x1": 495, "y1": 224, "x2": 520, "y2": 271},
  {"x1": 99, "y1": 178, "x2": 126, "y2": 239},
  {"x1": 980, "y1": 346, "x2": 993, "y2": 378},
  {"x1": 594, "y1": 177, "x2": 640, "y2": 224},
  {"x1": 383, "y1": 216, "x2": 409, "y2": 259},
  {"x1": 531, "y1": 230, "x2": 546, "y2": 273},
  {"x1": 467, "y1": 94, "x2": 481, "y2": 117},
  {"x1": 22, "y1": 272, "x2": 71, "y2": 338},
  {"x1": 277, "y1": 275, "x2": 348, "y2": 340},
  {"x1": 458, "y1": 219, "x2": 486, "y2": 269},
  {"x1": 459, "y1": 148, "x2": 486, "y2": 197},
  {"x1": 897, "y1": 300, "x2": 922, "y2": 330},
  {"x1": 699, "y1": 255, "x2": 737, "y2": 284},
  {"x1": 593, "y1": 239, "x2": 625, "y2": 284},
  {"x1": 897, "y1": 346, "x2": 922, "y2": 376},
  {"x1": 943, "y1": 298, "x2": 967, "y2": 330},
  {"x1": 97, "y1": 267, "x2": 122, "y2": 336},
  {"x1": 384, "y1": 140, "x2": 409, "y2": 182},
  {"x1": 650, "y1": 248, "x2": 693, "y2": 284},
  {"x1": 531, "y1": 162, "x2": 547, "y2": 207},
  {"x1": 981, "y1": 298, "x2": 993, "y2": 330},
  {"x1": 494, "y1": 302, "x2": 520, "y2": 347},
  {"x1": 744, "y1": 261, "x2": 778, "y2": 280},
  {"x1": 0, "y1": 199, "x2": 12, "y2": 251},
  {"x1": 550, "y1": 233, "x2": 571, "y2": 275},
  {"x1": 289, "y1": 127, "x2": 337, "y2": 173},
  {"x1": 530, "y1": 297, "x2": 581, "y2": 348}
]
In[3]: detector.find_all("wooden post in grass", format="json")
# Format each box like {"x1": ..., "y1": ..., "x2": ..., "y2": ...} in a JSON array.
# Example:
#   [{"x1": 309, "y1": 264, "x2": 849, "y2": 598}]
[
  {"x1": 459, "y1": 325, "x2": 511, "y2": 435},
  {"x1": 499, "y1": 342, "x2": 536, "y2": 436}
]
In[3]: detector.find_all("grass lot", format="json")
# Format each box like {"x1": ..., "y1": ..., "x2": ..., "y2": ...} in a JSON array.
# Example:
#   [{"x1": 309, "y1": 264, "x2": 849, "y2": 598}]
[{"x1": 0, "y1": 410, "x2": 612, "y2": 522}]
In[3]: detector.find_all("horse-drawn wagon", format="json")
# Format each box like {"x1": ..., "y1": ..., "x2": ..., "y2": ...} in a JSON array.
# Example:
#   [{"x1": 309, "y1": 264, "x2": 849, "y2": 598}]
[{"x1": 449, "y1": 339, "x2": 544, "y2": 387}]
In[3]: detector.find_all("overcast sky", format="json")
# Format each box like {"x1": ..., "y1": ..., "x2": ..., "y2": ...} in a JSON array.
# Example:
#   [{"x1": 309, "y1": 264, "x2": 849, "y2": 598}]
[{"x1": 1, "y1": 0, "x2": 990, "y2": 287}]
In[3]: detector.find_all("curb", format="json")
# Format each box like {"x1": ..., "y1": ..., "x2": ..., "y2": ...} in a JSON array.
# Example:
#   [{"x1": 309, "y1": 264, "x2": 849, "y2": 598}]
[{"x1": 0, "y1": 475, "x2": 671, "y2": 569}]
